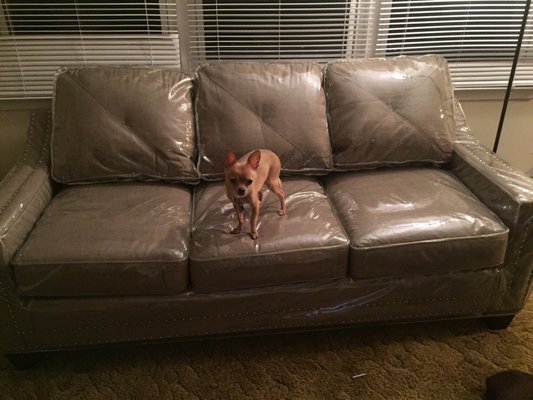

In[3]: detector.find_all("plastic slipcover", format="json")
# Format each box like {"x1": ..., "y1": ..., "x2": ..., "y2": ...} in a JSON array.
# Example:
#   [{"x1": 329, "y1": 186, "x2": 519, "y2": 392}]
[
  {"x1": 52, "y1": 66, "x2": 200, "y2": 184},
  {"x1": 0, "y1": 67, "x2": 532, "y2": 355},
  {"x1": 450, "y1": 100, "x2": 533, "y2": 311},
  {"x1": 195, "y1": 62, "x2": 333, "y2": 180},
  {"x1": 325, "y1": 55, "x2": 455, "y2": 170}
]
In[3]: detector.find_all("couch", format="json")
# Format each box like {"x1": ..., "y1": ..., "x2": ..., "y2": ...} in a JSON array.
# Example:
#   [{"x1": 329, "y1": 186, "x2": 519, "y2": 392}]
[{"x1": 1, "y1": 55, "x2": 532, "y2": 368}]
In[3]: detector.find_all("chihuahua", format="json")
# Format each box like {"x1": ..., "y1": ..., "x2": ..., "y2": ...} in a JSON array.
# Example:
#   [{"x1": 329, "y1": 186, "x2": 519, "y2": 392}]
[{"x1": 225, "y1": 149, "x2": 286, "y2": 240}]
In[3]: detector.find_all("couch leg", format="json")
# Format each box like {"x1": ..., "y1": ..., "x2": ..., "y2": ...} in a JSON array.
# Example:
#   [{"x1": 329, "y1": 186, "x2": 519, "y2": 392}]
[
  {"x1": 484, "y1": 315, "x2": 516, "y2": 330},
  {"x1": 5, "y1": 352, "x2": 43, "y2": 370}
]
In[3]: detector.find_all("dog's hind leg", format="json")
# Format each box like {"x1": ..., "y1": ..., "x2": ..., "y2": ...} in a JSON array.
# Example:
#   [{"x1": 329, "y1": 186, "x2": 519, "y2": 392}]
[{"x1": 268, "y1": 178, "x2": 286, "y2": 216}]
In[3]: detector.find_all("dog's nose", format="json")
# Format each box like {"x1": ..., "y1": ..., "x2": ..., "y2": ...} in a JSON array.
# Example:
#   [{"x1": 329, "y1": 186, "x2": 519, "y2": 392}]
[{"x1": 238, "y1": 188, "x2": 245, "y2": 196}]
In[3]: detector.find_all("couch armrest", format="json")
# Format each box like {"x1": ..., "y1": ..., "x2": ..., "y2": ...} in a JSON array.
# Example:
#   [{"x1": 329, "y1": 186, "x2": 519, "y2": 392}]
[
  {"x1": 0, "y1": 110, "x2": 54, "y2": 354},
  {"x1": 449, "y1": 101, "x2": 533, "y2": 311},
  {"x1": 0, "y1": 110, "x2": 54, "y2": 269}
]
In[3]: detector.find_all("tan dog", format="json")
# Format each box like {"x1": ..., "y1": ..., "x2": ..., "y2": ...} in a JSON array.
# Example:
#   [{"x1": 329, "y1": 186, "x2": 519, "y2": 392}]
[{"x1": 225, "y1": 149, "x2": 286, "y2": 240}]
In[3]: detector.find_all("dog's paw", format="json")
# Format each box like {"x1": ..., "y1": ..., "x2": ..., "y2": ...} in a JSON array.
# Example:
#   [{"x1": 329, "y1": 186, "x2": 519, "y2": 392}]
[
  {"x1": 278, "y1": 209, "x2": 286, "y2": 216},
  {"x1": 250, "y1": 232, "x2": 259, "y2": 240},
  {"x1": 230, "y1": 227, "x2": 241, "y2": 234}
]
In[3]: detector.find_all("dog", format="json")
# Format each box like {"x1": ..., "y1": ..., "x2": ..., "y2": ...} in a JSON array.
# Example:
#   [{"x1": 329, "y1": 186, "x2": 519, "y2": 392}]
[{"x1": 224, "y1": 149, "x2": 286, "y2": 240}]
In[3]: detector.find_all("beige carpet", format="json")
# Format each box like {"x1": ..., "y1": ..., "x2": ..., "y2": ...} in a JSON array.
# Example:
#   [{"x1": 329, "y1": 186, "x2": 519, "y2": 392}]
[{"x1": 1, "y1": 297, "x2": 532, "y2": 400}]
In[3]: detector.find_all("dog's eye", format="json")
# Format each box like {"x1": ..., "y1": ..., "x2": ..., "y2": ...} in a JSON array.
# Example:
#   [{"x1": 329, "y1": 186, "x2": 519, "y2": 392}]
[
  {"x1": 246, "y1": 179, "x2": 253, "y2": 186},
  {"x1": 230, "y1": 178, "x2": 237, "y2": 185}
]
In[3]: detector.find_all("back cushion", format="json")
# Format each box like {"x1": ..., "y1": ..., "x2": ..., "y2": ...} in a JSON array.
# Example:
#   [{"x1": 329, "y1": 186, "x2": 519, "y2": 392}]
[
  {"x1": 325, "y1": 55, "x2": 455, "y2": 170},
  {"x1": 52, "y1": 67, "x2": 199, "y2": 184},
  {"x1": 196, "y1": 62, "x2": 333, "y2": 180}
]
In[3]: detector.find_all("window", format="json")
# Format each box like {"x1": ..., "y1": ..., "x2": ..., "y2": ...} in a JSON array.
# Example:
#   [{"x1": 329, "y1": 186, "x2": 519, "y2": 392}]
[
  {"x1": 377, "y1": 0, "x2": 533, "y2": 89},
  {"x1": 3, "y1": 0, "x2": 163, "y2": 34},
  {"x1": 186, "y1": 0, "x2": 376, "y2": 65},
  {"x1": 1, "y1": 0, "x2": 532, "y2": 99},
  {"x1": 0, "y1": 1, "x2": 180, "y2": 99},
  {"x1": 199, "y1": 0, "x2": 350, "y2": 60},
  {"x1": 382, "y1": 0, "x2": 525, "y2": 60},
  {"x1": 185, "y1": 0, "x2": 533, "y2": 90}
]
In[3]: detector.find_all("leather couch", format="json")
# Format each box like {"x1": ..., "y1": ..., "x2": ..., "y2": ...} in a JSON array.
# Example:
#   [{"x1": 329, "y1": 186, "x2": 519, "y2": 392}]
[{"x1": 1, "y1": 55, "x2": 532, "y2": 367}]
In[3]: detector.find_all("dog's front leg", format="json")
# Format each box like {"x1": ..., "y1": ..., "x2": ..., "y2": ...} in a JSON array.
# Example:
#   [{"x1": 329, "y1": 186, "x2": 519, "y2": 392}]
[
  {"x1": 250, "y1": 201, "x2": 260, "y2": 240},
  {"x1": 230, "y1": 202, "x2": 244, "y2": 234}
]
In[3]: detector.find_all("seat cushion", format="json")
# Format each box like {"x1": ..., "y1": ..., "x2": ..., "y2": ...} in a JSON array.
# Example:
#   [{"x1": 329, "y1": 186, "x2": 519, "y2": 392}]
[
  {"x1": 13, "y1": 183, "x2": 192, "y2": 297},
  {"x1": 325, "y1": 55, "x2": 455, "y2": 170},
  {"x1": 196, "y1": 62, "x2": 333, "y2": 180},
  {"x1": 190, "y1": 178, "x2": 349, "y2": 292},
  {"x1": 52, "y1": 66, "x2": 199, "y2": 184},
  {"x1": 324, "y1": 168, "x2": 509, "y2": 279}
]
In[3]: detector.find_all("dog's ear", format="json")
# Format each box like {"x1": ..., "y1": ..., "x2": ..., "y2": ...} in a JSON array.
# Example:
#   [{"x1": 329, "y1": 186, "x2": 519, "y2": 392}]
[
  {"x1": 247, "y1": 150, "x2": 261, "y2": 170},
  {"x1": 225, "y1": 150, "x2": 237, "y2": 168}
]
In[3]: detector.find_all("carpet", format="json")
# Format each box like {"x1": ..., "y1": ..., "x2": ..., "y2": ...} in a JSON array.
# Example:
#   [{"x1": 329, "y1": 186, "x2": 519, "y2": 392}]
[{"x1": 1, "y1": 297, "x2": 532, "y2": 400}]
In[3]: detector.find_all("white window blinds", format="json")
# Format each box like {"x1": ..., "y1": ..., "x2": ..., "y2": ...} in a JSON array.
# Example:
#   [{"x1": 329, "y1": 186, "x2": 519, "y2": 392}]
[
  {"x1": 0, "y1": 1, "x2": 181, "y2": 99},
  {"x1": 374, "y1": 0, "x2": 533, "y2": 89},
  {"x1": 185, "y1": 0, "x2": 533, "y2": 90},
  {"x1": 185, "y1": 0, "x2": 376, "y2": 65},
  {"x1": 1, "y1": 0, "x2": 532, "y2": 99}
]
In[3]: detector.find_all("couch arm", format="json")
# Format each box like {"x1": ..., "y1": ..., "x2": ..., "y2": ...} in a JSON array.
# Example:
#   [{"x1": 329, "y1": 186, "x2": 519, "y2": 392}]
[
  {"x1": 0, "y1": 110, "x2": 54, "y2": 354},
  {"x1": 449, "y1": 101, "x2": 533, "y2": 312},
  {"x1": 0, "y1": 110, "x2": 54, "y2": 269}
]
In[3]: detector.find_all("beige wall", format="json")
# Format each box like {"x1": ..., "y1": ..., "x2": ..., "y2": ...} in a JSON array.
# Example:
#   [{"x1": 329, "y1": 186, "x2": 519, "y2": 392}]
[
  {"x1": 0, "y1": 100, "x2": 532, "y2": 179},
  {"x1": 0, "y1": 110, "x2": 32, "y2": 178},
  {"x1": 460, "y1": 99, "x2": 533, "y2": 175}
]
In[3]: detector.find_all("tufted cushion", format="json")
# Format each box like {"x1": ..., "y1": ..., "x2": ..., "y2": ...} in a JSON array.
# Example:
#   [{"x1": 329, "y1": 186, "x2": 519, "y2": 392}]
[
  {"x1": 325, "y1": 55, "x2": 455, "y2": 170},
  {"x1": 195, "y1": 62, "x2": 333, "y2": 180},
  {"x1": 52, "y1": 66, "x2": 199, "y2": 184}
]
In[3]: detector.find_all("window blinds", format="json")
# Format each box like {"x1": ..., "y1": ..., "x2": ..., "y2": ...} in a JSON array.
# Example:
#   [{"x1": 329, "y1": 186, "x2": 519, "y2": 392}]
[
  {"x1": 185, "y1": 0, "x2": 533, "y2": 90},
  {"x1": 185, "y1": 0, "x2": 376, "y2": 65},
  {"x1": 375, "y1": 0, "x2": 533, "y2": 89},
  {"x1": 0, "y1": 1, "x2": 181, "y2": 99},
  {"x1": 1, "y1": 0, "x2": 532, "y2": 99}
]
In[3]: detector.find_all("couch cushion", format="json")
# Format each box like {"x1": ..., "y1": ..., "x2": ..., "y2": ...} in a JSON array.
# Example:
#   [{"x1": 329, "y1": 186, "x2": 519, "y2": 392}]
[
  {"x1": 324, "y1": 168, "x2": 509, "y2": 279},
  {"x1": 12, "y1": 183, "x2": 191, "y2": 297},
  {"x1": 190, "y1": 177, "x2": 349, "y2": 292},
  {"x1": 52, "y1": 66, "x2": 199, "y2": 184},
  {"x1": 325, "y1": 55, "x2": 455, "y2": 170},
  {"x1": 196, "y1": 62, "x2": 333, "y2": 180}
]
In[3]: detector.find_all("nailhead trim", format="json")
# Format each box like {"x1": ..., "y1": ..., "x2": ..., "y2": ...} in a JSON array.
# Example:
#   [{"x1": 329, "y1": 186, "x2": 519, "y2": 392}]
[
  {"x1": 19, "y1": 294, "x2": 487, "y2": 335},
  {"x1": 454, "y1": 136, "x2": 533, "y2": 311},
  {"x1": 0, "y1": 113, "x2": 35, "y2": 217},
  {"x1": 1, "y1": 111, "x2": 52, "y2": 352},
  {"x1": 508, "y1": 220, "x2": 533, "y2": 293},
  {"x1": 455, "y1": 140, "x2": 525, "y2": 188},
  {"x1": 0, "y1": 112, "x2": 50, "y2": 218},
  {"x1": 22, "y1": 306, "x2": 488, "y2": 351}
]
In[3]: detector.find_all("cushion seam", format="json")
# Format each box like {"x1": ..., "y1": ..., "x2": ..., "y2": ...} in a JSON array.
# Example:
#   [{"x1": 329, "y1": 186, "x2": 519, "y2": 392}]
[
  {"x1": 190, "y1": 242, "x2": 349, "y2": 263},
  {"x1": 350, "y1": 231, "x2": 508, "y2": 251}
]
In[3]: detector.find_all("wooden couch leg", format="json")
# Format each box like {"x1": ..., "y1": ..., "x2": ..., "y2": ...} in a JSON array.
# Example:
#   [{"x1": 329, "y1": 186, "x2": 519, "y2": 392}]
[
  {"x1": 5, "y1": 352, "x2": 43, "y2": 370},
  {"x1": 484, "y1": 315, "x2": 516, "y2": 330}
]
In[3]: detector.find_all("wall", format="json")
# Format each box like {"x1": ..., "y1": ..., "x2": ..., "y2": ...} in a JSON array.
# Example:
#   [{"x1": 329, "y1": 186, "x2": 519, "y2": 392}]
[
  {"x1": 0, "y1": 110, "x2": 31, "y2": 178},
  {"x1": 459, "y1": 99, "x2": 533, "y2": 175},
  {"x1": 0, "y1": 100, "x2": 532, "y2": 179}
]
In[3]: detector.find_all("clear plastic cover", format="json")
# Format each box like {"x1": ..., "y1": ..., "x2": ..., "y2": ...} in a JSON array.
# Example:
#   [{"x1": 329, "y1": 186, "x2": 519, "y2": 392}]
[
  {"x1": 195, "y1": 62, "x2": 333, "y2": 180},
  {"x1": 326, "y1": 55, "x2": 455, "y2": 170},
  {"x1": 450, "y1": 100, "x2": 533, "y2": 311},
  {"x1": 52, "y1": 66, "x2": 200, "y2": 184},
  {"x1": 1, "y1": 73, "x2": 532, "y2": 356}
]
